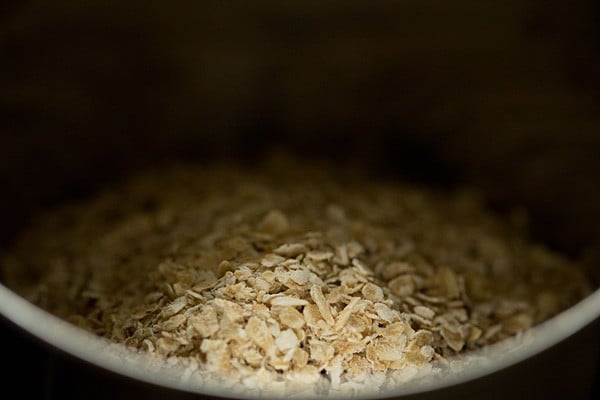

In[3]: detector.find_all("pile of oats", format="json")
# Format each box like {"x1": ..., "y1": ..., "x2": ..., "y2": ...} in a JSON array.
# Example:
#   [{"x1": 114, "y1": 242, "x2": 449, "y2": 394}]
[{"x1": 1, "y1": 159, "x2": 590, "y2": 393}]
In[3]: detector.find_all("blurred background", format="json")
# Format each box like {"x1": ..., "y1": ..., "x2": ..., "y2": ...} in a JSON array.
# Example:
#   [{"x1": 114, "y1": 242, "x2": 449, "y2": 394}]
[
  {"x1": 0, "y1": 1, "x2": 599, "y2": 397},
  {"x1": 1, "y1": 0, "x2": 599, "y2": 256}
]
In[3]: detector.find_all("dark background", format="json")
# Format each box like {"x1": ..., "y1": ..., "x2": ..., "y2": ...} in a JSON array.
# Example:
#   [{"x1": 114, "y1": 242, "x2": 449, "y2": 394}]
[
  {"x1": 0, "y1": 0, "x2": 599, "y2": 398},
  {"x1": 1, "y1": 1, "x2": 600, "y2": 256}
]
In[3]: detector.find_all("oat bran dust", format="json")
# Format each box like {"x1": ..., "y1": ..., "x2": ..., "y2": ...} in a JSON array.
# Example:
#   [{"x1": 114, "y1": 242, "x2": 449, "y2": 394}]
[{"x1": 1, "y1": 157, "x2": 591, "y2": 393}]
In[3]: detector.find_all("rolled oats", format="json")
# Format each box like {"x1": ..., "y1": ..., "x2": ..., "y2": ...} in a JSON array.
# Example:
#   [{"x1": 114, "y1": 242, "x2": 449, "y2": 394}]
[{"x1": 1, "y1": 158, "x2": 591, "y2": 393}]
